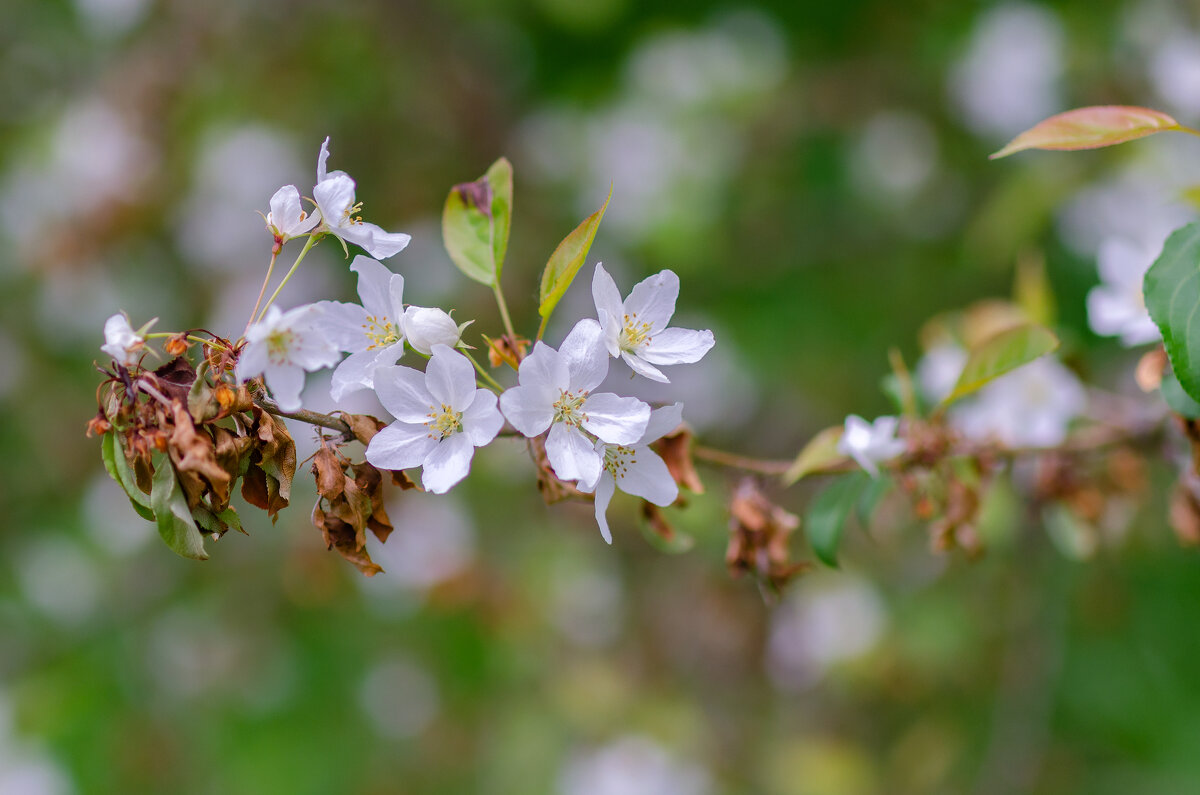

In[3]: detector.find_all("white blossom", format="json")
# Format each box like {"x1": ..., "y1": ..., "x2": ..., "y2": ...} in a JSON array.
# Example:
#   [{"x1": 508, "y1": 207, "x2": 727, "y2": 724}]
[
  {"x1": 312, "y1": 137, "x2": 411, "y2": 260},
  {"x1": 499, "y1": 319, "x2": 651, "y2": 487},
  {"x1": 591, "y1": 263, "x2": 715, "y2": 383},
  {"x1": 578, "y1": 403, "x2": 682, "y2": 544},
  {"x1": 366, "y1": 345, "x2": 503, "y2": 494},
  {"x1": 265, "y1": 184, "x2": 319, "y2": 247},
  {"x1": 235, "y1": 304, "x2": 339, "y2": 412},
  {"x1": 916, "y1": 343, "x2": 968, "y2": 405},
  {"x1": 314, "y1": 255, "x2": 406, "y2": 401},
  {"x1": 837, "y1": 415, "x2": 906, "y2": 477},
  {"x1": 402, "y1": 306, "x2": 471, "y2": 355},
  {"x1": 1086, "y1": 234, "x2": 1163, "y2": 346},
  {"x1": 100, "y1": 312, "x2": 144, "y2": 365},
  {"x1": 951, "y1": 357, "x2": 1085, "y2": 448}
]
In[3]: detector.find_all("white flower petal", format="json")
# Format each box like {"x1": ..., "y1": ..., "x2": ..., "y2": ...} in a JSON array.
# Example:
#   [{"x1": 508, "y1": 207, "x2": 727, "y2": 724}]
[
  {"x1": 366, "y1": 422, "x2": 437, "y2": 471},
  {"x1": 499, "y1": 385, "x2": 555, "y2": 437},
  {"x1": 640, "y1": 403, "x2": 684, "y2": 444},
  {"x1": 462, "y1": 390, "x2": 503, "y2": 446},
  {"x1": 426, "y1": 345, "x2": 476, "y2": 411},
  {"x1": 592, "y1": 263, "x2": 625, "y2": 334},
  {"x1": 620, "y1": 350, "x2": 668, "y2": 383},
  {"x1": 517, "y1": 342, "x2": 569, "y2": 392},
  {"x1": 317, "y1": 136, "x2": 332, "y2": 183},
  {"x1": 339, "y1": 221, "x2": 412, "y2": 260},
  {"x1": 640, "y1": 327, "x2": 715, "y2": 365},
  {"x1": 617, "y1": 447, "x2": 678, "y2": 506},
  {"x1": 350, "y1": 255, "x2": 402, "y2": 319},
  {"x1": 623, "y1": 269, "x2": 679, "y2": 333},
  {"x1": 374, "y1": 364, "x2": 436, "y2": 423},
  {"x1": 330, "y1": 349, "x2": 379, "y2": 401},
  {"x1": 264, "y1": 363, "x2": 306, "y2": 412},
  {"x1": 234, "y1": 341, "x2": 266, "y2": 382},
  {"x1": 560, "y1": 318, "x2": 608, "y2": 392},
  {"x1": 547, "y1": 422, "x2": 601, "y2": 485},
  {"x1": 313, "y1": 174, "x2": 356, "y2": 224},
  {"x1": 593, "y1": 473, "x2": 616, "y2": 544},
  {"x1": 581, "y1": 393, "x2": 650, "y2": 445},
  {"x1": 597, "y1": 308, "x2": 622, "y2": 358},
  {"x1": 314, "y1": 300, "x2": 372, "y2": 352},
  {"x1": 420, "y1": 433, "x2": 474, "y2": 494}
]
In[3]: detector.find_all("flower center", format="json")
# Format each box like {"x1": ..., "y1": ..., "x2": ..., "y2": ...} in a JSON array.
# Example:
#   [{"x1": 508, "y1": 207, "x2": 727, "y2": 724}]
[
  {"x1": 340, "y1": 200, "x2": 365, "y2": 228},
  {"x1": 425, "y1": 403, "x2": 463, "y2": 440},
  {"x1": 552, "y1": 389, "x2": 589, "y2": 428},
  {"x1": 362, "y1": 315, "x2": 401, "y2": 349},
  {"x1": 618, "y1": 313, "x2": 653, "y2": 352},
  {"x1": 602, "y1": 444, "x2": 635, "y2": 480},
  {"x1": 265, "y1": 328, "x2": 295, "y2": 365}
]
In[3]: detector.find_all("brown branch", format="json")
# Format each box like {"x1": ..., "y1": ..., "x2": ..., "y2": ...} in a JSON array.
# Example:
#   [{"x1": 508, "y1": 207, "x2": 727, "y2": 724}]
[
  {"x1": 692, "y1": 445, "x2": 792, "y2": 475},
  {"x1": 253, "y1": 397, "x2": 354, "y2": 438}
]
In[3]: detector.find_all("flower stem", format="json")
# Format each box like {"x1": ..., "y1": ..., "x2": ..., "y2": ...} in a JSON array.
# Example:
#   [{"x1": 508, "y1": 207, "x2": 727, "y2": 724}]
[
  {"x1": 492, "y1": 282, "x2": 518, "y2": 347},
  {"x1": 459, "y1": 346, "x2": 504, "y2": 393},
  {"x1": 536, "y1": 313, "x2": 549, "y2": 342},
  {"x1": 245, "y1": 250, "x2": 278, "y2": 336},
  {"x1": 144, "y1": 333, "x2": 231, "y2": 353},
  {"x1": 256, "y1": 235, "x2": 319, "y2": 324}
]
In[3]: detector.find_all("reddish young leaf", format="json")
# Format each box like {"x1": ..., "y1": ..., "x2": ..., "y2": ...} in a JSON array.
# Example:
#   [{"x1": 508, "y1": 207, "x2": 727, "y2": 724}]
[{"x1": 991, "y1": 105, "x2": 1180, "y2": 159}]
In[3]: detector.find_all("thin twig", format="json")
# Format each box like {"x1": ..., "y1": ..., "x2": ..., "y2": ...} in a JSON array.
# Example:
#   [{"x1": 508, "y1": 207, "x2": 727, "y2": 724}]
[
  {"x1": 692, "y1": 445, "x2": 792, "y2": 475},
  {"x1": 253, "y1": 396, "x2": 354, "y2": 438}
]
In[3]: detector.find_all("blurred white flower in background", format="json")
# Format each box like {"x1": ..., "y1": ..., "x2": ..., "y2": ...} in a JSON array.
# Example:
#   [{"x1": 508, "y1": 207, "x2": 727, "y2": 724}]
[
  {"x1": 559, "y1": 735, "x2": 712, "y2": 795},
  {"x1": 0, "y1": 97, "x2": 153, "y2": 269},
  {"x1": 951, "y1": 357, "x2": 1086, "y2": 448},
  {"x1": 72, "y1": 0, "x2": 151, "y2": 38},
  {"x1": 1150, "y1": 32, "x2": 1200, "y2": 119},
  {"x1": 851, "y1": 110, "x2": 939, "y2": 204},
  {"x1": 948, "y1": 3, "x2": 1063, "y2": 140},
  {"x1": 838, "y1": 415, "x2": 906, "y2": 478},
  {"x1": 174, "y1": 125, "x2": 304, "y2": 274},
  {"x1": 15, "y1": 535, "x2": 102, "y2": 627},
  {"x1": 1087, "y1": 231, "x2": 1167, "y2": 346},
  {"x1": 766, "y1": 577, "x2": 887, "y2": 692},
  {"x1": 358, "y1": 655, "x2": 440, "y2": 740},
  {"x1": 359, "y1": 493, "x2": 476, "y2": 601},
  {"x1": 916, "y1": 343, "x2": 968, "y2": 405},
  {"x1": 0, "y1": 695, "x2": 74, "y2": 795}
]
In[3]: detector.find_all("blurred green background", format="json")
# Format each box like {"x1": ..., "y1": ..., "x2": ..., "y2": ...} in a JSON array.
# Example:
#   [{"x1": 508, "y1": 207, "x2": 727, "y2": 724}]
[{"x1": 5, "y1": 0, "x2": 1200, "y2": 792}]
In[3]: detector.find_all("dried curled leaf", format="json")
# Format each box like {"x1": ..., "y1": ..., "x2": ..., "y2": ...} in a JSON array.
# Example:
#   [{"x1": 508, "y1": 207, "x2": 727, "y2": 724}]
[
  {"x1": 726, "y1": 478, "x2": 808, "y2": 591},
  {"x1": 653, "y1": 428, "x2": 704, "y2": 494},
  {"x1": 312, "y1": 505, "x2": 383, "y2": 576}
]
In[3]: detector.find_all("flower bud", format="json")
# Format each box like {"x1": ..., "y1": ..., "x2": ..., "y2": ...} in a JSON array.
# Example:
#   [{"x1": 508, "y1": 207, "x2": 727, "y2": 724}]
[
  {"x1": 402, "y1": 306, "x2": 471, "y2": 355},
  {"x1": 166, "y1": 333, "x2": 191, "y2": 356}
]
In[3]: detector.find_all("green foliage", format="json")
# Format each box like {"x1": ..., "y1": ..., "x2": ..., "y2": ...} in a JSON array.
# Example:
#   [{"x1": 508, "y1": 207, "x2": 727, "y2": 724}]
[
  {"x1": 101, "y1": 431, "x2": 154, "y2": 521},
  {"x1": 784, "y1": 425, "x2": 845, "y2": 485},
  {"x1": 805, "y1": 471, "x2": 871, "y2": 567},
  {"x1": 150, "y1": 456, "x2": 209, "y2": 560},
  {"x1": 1146, "y1": 223, "x2": 1200, "y2": 402},
  {"x1": 939, "y1": 324, "x2": 1059, "y2": 407},
  {"x1": 537, "y1": 187, "x2": 611, "y2": 324},
  {"x1": 1162, "y1": 370, "x2": 1200, "y2": 418},
  {"x1": 442, "y1": 158, "x2": 513, "y2": 286}
]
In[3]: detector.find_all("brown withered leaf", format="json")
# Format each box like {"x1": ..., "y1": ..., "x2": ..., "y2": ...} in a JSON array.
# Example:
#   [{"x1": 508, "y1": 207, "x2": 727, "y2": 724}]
[
  {"x1": 653, "y1": 428, "x2": 704, "y2": 494},
  {"x1": 351, "y1": 462, "x2": 394, "y2": 543},
  {"x1": 312, "y1": 505, "x2": 383, "y2": 576},
  {"x1": 242, "y1": 465, "x2": 270, "y2": 512},
  {"x1": 483, "y1": 333, "x2": 529, "y2": 370},
  {"x1": 642, "y1": 502, "x2": 678, "y2": 543},
  {"x1": 213, "y1": 427, "x2": 253, "y2": 481},
  {"x1": 152, "y1": 357, "x2": 197, "y2": 403},
  {"x1": 341, "y1": 413, "x2": 387, "y2": 446},
  {"x1": 726, "y1": 478, "x2": 809, "y2": 591},
  {"x1": 247, "y1": 409, "x2": 296, "y2": 519},
  {"x1": 390, "y1": 469, "x2": 419, "y2": 490},
  {"x1": 312, "y1": 446, "x2": 346, "y2": 501},
  {"x1": 168, "y1": 404, "x2": 232, "y2": 507},
  {"x1": 331, "y1": 478, "x2": 373, "y2": 547}
]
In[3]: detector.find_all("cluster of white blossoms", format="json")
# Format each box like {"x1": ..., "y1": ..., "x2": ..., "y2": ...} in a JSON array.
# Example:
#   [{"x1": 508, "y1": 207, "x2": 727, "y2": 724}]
[
  {"x1": 1085, "y1": 226, "x2": 1169, "y2": 347},
  {"x1": 102, "y1": 136, "x2": 716, "y2": 543}
]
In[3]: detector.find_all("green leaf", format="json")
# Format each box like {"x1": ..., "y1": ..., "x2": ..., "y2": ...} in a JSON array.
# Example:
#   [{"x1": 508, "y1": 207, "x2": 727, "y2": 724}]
[
  {"x1": 150, "y1": 460, "x2": 209, "y2": 561},
  {"x1": 101, "y1": 432, "x2": 154, "y2": 521},
  {"x1": 1162, "y1": 369, "x2": 1200, "y2": 418},
  {"x1": 1145, "y1": 223, "x2": 1200, "y2": 403},
  {"x1": 486, "y1": 158, "x2": 513, "y2": 279},
  {"x1": 538, "y1": 187, "x2": 612, "y2": 322},
  {"x1": 991, "y1": 105, "x2": 1181, "y2": 159},
  {"x1": 442, "y1": 158, "x2": 513, "y2": 286},
  {"x1": 784, "y1": 426, "x2": 846, "y2": 485},
  {"x1": 856, "y1": 474, "x2": 893, "y2": 527},
  {"x1": 939, "y1": 324, "x2": 1059, "y2": 407},
  {"x1": 805, "y1": 472, "x2": 871, "y2": 568}
]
